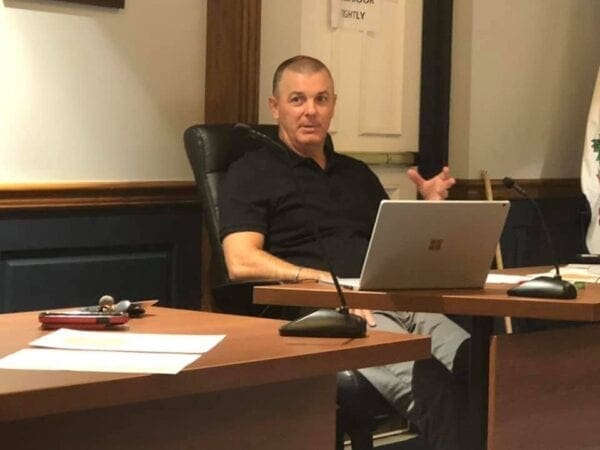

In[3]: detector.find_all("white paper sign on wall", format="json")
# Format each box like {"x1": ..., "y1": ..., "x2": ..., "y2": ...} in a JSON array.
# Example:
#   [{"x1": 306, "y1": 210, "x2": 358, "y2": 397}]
[{"x1": 330, "y1": 0, "x2": 382, "y2": 32}]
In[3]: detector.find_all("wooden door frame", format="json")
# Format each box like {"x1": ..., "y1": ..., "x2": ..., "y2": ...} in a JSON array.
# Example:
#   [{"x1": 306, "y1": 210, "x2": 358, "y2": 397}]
[{"x1": 205, "y1": 0, "x2": 262, "y2": 123}]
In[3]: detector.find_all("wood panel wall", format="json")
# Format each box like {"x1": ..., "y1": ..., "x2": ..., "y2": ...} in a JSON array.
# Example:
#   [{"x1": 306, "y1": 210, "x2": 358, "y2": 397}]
[
  {"x1": 488, "y1": 326, "x2": 600, "y2": 450},
  {"x1": 0, "y1": 199, "x2": 203, "y2": 313}
]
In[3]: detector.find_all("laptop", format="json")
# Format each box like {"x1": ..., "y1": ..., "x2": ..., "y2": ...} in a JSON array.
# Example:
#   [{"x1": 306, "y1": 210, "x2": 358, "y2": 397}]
[{"x1": 337, "y1": 200, "x2": 510, "y2": 290}]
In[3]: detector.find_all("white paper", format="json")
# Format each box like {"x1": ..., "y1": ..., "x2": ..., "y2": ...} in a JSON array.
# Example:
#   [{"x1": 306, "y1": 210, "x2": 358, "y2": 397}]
[
  {"x1": 535, "y1": 264, "x2": 600, "y2": 283},
  {"x1": 0, "y1": 348, "x2": 200, "y2": 375},
  {"x1": 30, "y1": 328, "x2": 226, "y2": 354},
  {"x1": 330, "y1": 0, "x2": 382, "y2": 32},
  {"x1": 488, "y1": 265, "x2": 600, "y2": 284},
  {"x1": 485, "y1": 273, "x2": 529, "y2": 284}
]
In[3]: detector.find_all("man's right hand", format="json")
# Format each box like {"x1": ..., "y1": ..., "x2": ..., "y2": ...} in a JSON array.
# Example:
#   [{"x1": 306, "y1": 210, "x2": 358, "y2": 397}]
[
  {"x1": 349, "y1": 309, "x2": 377, "y2": 327},
  {"x1": 407, "y1": 166, "x2": 455, "y2": 200},
  {"x1": 297, "y1": 267, "x2": 332, "y2": 283}
]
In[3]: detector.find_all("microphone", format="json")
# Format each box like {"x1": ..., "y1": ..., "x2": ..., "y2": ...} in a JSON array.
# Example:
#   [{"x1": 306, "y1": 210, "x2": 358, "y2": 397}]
[
  {"x1": 502, "y1": 177, "x2": 577, "y2": 300},
  {"x1": 234, "y1": 123, "x2": 367, "y2": 337}
]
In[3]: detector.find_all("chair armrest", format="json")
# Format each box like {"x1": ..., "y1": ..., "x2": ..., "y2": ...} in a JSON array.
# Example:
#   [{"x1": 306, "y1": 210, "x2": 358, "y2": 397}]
[{"x1": 212, "y1": 280, "x2": 280, "y2": 316}]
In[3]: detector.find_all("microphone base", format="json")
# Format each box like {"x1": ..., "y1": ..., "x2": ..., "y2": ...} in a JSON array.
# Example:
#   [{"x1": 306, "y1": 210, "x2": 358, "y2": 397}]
[
  {"x1": 507, "y1": 276, "x2": 577, "y2": 300},
  {"x1": 279, "y1": 308, "x2": 367, "y2": 338}
]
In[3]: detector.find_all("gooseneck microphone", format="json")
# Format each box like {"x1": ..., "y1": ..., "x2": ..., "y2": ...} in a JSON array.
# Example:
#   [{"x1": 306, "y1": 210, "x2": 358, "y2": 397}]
[
  {"x1": 502, "y1": 177, "x2": 577, "y2": 300},
  {"x1": 234, "y1": 123, "x2": 367, "y2": 337}
]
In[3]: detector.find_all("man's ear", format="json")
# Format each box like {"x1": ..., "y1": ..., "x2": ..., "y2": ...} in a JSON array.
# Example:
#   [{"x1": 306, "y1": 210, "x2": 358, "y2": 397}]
[{"x1": 268, "y1": 96, "x2": 279, "y2": 120}]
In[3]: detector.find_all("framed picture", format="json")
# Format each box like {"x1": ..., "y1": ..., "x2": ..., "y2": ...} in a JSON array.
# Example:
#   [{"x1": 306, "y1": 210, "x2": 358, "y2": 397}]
[{"x1": 49, "y1": 0, "x2": 125, "y2": 8}]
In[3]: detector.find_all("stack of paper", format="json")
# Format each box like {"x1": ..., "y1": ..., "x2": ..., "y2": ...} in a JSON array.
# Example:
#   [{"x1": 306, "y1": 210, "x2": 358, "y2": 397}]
[{"x1": 0, "y1": 328, "x2": 225, "y2": 375}]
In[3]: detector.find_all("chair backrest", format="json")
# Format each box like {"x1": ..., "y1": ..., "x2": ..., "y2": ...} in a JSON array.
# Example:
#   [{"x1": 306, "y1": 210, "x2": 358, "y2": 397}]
[{"x1": 183, "y1": 123, "x2": 333, "y2": 288}]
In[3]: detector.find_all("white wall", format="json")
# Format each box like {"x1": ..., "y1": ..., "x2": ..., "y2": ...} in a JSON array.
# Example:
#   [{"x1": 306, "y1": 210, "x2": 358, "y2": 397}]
[
  {"x1": 450, "y1": 0, "x2": 600, "y2": 180},
  {"x1": 0, "y1": 0, "x2": 206, "y2": 182},
  {"x1": 6, "y1": 0, "x2": 595, "y2": 184}
]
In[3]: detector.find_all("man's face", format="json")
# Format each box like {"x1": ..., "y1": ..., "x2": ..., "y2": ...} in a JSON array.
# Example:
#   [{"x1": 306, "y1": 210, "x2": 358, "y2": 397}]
[{"x1": 269, "y1": 69, "x2": 336, "y2": 154}]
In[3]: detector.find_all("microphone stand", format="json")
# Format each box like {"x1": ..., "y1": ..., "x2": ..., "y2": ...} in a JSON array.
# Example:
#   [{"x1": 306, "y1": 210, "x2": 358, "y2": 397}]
[
  {"x1": 234, "y1": 124, "x2": 367, "y2": 337},
  {"x1": 278, "y1": 221, "x2": 367, "y2": 338},
  {"x1": 502, "y1": 177, "x2": 577, "y2": 300}
]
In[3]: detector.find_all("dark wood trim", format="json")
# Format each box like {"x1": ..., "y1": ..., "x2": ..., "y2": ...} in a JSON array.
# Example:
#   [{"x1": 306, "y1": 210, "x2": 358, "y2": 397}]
[
  {"x1": 205, "y1": 0, "x2": 261, "y2": 124},
  {"x1": 450, "y1": 178, "x2": 583, "y2": 200},
  {"x1": 418, "y1": 0, "x2": 453, "y2": 179},
  {"x1": 0, "y1": 181, "x2": 199, "y2": 210},
  {"x1": 203, "y1": 0, "x2": 261, "y2": 309}
]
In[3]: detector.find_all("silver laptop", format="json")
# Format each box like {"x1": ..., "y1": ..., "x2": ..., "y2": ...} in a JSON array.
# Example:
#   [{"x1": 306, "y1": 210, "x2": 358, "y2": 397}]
[{"x1": 338, "y1": 200, "x2": 510, "y2": 290}]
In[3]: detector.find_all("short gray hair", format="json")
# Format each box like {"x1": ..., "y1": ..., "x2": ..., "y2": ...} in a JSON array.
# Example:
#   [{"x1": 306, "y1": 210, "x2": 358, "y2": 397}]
[{"x1": 272, "y1": 55, "x2": 333, "y2": 96}]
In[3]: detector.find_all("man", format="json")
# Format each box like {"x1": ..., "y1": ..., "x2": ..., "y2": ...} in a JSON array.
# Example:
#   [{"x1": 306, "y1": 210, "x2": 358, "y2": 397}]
[{"x1": 219, "y1": 55, "x2": 469, "y2": 449}]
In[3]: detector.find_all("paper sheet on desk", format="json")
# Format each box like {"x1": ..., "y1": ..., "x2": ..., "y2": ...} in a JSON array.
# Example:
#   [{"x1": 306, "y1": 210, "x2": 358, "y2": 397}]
[
  {"x1": 29, "y1": 328, "x2": 225, "y2": 354},
  {"x1": 0, "y1": 329, "x2": 225, "y2": 374},
  {"x1": 0, "y1": 348, "x2": 199, "y2": 374},
  {"x1": 486, "y1": 273, "x2": 530, "y2": 284},
  {"x1": 486, "y1": 265, "x2": 600, "y2": 285},
  {"x1": 529, "y1": 264, "x2": 600, "y2": 283}
]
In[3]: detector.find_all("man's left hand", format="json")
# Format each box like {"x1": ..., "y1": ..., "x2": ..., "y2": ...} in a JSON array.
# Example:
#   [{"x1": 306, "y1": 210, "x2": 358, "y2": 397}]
[{"x1": 407, "y1": 166, "x2": 455, "y2": 200}]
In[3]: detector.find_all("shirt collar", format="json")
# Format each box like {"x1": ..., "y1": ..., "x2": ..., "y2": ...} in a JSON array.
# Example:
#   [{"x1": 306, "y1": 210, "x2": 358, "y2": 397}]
[{"x1": 275, "y1": 136, "x2": 339, "y2": 169}]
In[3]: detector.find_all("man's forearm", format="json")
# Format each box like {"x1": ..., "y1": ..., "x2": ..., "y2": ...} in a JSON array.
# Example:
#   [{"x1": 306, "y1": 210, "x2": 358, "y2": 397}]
[
  {"x1": 226, "y1": 247, "x2": 329, "y2": 282},
  {"x1": 223, "y1": 231, "x2": 330, "y2": 282}
]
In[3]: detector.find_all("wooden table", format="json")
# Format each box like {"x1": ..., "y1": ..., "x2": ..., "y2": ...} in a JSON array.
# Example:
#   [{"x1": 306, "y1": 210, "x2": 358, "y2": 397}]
[
  {"x1": 254, "y1": 277, "x2": 600, "y2": 321},
  {"x1": 255, "y1": 271, "x2": 600, "y2": 450},
  {"x1": 0, "y1": 307, "x2": 430, "y2": 450}
]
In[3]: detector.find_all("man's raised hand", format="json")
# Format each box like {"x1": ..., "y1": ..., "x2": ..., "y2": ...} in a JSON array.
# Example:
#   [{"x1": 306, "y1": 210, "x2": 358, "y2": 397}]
[{"x1": 407, "y1": 166, "x2": 455, "y2": 200}]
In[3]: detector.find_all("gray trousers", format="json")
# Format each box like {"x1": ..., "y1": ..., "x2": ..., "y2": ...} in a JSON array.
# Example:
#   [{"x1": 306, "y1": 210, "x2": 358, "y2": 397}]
[{"x1": 359, "y1": 311, "x2": 470, "y2": 450}]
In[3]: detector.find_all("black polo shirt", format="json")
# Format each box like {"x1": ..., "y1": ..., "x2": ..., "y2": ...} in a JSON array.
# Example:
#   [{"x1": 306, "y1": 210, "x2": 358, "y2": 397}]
[{"x1": 219, "y1": 141, "x2": 388, "y2": 277}]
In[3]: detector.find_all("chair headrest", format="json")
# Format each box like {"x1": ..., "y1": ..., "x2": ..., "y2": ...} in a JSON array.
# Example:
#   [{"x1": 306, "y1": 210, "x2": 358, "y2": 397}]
[{"x1": 184, "y1": 123, "x2": 334, "y2": 175}]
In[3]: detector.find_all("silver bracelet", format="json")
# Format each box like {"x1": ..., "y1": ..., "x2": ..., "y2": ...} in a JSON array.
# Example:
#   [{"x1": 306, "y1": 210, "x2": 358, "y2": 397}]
[{"x1": 294, "y1": 266, "x2": 302, "y2": 282}]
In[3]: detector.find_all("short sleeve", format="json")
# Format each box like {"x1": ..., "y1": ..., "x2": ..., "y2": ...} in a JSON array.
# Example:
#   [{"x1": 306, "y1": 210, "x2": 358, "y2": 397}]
[{"x1": 218, "y1": 153, "x2": 272, "y2": 241}]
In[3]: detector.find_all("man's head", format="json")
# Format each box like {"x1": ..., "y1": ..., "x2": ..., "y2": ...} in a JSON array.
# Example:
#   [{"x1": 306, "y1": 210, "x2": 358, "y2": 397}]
[{"x1": 269, "y1": 55, "x2": 336, "y2": 156}]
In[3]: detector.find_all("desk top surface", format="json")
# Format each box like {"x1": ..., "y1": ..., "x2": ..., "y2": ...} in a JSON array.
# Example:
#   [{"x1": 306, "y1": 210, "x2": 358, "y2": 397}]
[
  {"x1": 0, "y1": 307, "x2": 429, "y2": 422},
  {"x1": 254, "y1": 268, "x2": 600, "y2": 322}
]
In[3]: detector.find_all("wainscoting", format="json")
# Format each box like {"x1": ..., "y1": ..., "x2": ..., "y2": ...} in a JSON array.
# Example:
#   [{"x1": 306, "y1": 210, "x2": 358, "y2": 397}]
[
  {"x1": 451, "y1": 178, "x2": 589, "y2": 267},
  {"x1": 0, "y1": 182, "x2": 202, "y2": 313},
  {"x1": 500, "y1": 196, "x2": 589, "y2": 268}
]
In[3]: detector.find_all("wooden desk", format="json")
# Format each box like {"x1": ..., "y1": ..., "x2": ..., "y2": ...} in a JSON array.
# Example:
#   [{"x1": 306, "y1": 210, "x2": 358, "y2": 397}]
[
  {"x1": 253, "y1": 279, "x2": 600, "y2": 321},
  {"x1": 255, "y1": 274, "x2": 600, "y2": 450},
  {"x1": 0, "y1": 307, "x2": 430, "y2": 450}
]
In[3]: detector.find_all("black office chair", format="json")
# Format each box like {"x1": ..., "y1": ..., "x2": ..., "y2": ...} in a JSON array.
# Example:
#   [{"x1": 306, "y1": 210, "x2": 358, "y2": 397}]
[{"x1": 184, "y1": 123, "x2": 416, "y2": 450}]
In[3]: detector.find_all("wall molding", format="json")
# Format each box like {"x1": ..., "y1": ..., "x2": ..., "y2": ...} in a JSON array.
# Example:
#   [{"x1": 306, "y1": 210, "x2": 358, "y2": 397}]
[
  {"x1": 1, "y1": 175, "x2": 580, "y2": 214},
  {"x1": 0, "y1": 181, "x2": 199, "y2": 211},
  {"x1": 347, "y1": 151, "x2": 417, "y2": 167},
  {"x1": 451, "y1": 178, "x2": 582, "y2": 200}
]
